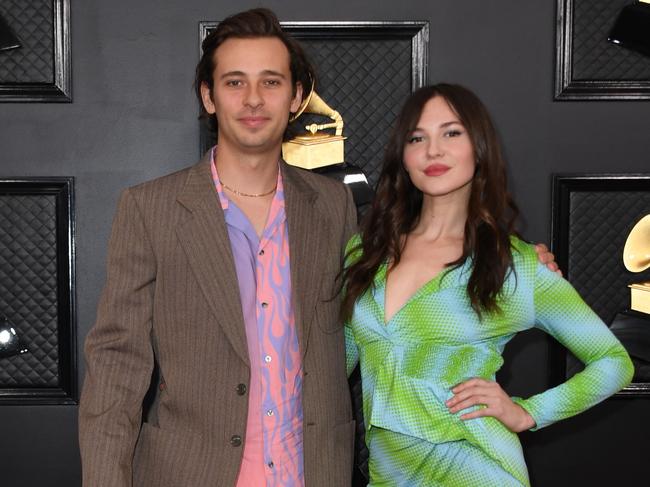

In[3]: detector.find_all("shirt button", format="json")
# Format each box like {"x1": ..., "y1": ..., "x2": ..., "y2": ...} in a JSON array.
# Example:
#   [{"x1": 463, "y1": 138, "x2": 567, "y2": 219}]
[
  {"x1": 266, "y1": 409, "x2": 274, "y2": 416},
  {"x1": 236, "y1": 383, "x2": 247, "y2": 395},
  {"x1": 267, "y1": 461, "x2": 274, "y2": 468},
  {"x1": 230, "y1": 435, "x2": 242, "y2": 447},
  {"x1": 261, "y1": 302, "x2": 268, "y2": 308},
  {"x1": 259, "y1": 249, "x2": 265, "y2": 256},
  {"x1": 264, "y1": 355, "x2": 272, "y2": 363}
]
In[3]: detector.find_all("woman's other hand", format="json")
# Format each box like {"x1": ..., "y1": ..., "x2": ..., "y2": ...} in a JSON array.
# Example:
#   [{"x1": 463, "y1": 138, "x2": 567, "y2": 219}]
[{"x1": 534, "y1": 243, "x2": 562, "y2": 276}]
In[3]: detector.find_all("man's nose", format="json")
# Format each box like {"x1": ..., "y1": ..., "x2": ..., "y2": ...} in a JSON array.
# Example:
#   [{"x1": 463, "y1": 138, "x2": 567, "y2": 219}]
[{"x1": 244, "y1": 83, "x2": 263, "y2": 108}]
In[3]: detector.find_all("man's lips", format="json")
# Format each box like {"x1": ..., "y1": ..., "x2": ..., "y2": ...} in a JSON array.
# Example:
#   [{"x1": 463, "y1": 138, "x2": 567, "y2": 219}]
[
  {"x1": 424, "y1": 163, "x2": 450, "y2": 176},
  {"x1": 239, "y1": 116, "x2": 269, "y2": 128}
]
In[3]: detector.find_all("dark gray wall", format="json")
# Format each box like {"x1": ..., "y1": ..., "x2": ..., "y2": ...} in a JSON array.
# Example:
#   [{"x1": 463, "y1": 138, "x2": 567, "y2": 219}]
[{"x1": 1, "y1": 1, "x2": 648, "y2": 485}]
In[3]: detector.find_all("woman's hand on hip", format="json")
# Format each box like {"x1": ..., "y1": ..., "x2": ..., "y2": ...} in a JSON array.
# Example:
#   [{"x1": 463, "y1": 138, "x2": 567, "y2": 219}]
[{"x1": 446, "y1": 377, "x2": 536, "y2": 433}]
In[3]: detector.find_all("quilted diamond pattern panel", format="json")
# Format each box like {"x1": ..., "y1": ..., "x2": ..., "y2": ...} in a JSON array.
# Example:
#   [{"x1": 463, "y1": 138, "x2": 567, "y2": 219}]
[
  {"x1": 0, "y1": 0, "x2": 54, "y2": 83},
  {"x1": 0, "y1": 194, "x2": 60, "y2": 387},
  {"x1": 294, "y1": 38, "x2": 413, "y2": 188},
  {"x1": 572, "y1": 0, "x2": 650, "y2": 80},
  {"x1": 567, "y1": 191, "x2": 650, "y2": 324}
]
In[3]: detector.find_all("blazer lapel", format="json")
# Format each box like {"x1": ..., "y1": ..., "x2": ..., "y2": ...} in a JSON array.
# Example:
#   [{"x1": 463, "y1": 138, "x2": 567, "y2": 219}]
[
  {"x1": 175, "y1": 156, "x2": 249, "y2": 365},
  {"x1": 282, "y1": 163, "x2": 329, "y2": 359}
]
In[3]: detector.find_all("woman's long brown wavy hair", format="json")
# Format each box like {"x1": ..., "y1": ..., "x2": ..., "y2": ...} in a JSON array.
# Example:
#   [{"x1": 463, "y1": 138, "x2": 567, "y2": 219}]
[{"x1": 341, "y1": 83, "x2": 520, "y2": 321}]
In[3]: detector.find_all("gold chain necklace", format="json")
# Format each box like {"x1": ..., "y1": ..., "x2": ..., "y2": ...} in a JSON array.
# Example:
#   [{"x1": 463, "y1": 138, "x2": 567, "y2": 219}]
[{"x1": 220, "y1": 180, "x2": 277, "y2": 198}]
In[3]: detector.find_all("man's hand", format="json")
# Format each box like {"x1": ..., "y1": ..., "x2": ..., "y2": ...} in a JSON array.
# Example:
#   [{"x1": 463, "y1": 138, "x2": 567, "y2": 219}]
[
  {"x1": 534, "y1": 243, "x2": 562, "y2": 276},
  {"x1": 446, "y1": 378, "x2": 536, "y2": 433}
]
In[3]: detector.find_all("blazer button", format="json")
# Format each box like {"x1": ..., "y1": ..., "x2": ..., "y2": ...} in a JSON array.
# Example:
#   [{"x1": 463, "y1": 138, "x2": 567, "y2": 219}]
[
  {"x1": 230, "y1": 435, "x2": 242, "y2": 447},
  {"x1": 236, "y1": 383, "x2": 247, "y2": 395}
]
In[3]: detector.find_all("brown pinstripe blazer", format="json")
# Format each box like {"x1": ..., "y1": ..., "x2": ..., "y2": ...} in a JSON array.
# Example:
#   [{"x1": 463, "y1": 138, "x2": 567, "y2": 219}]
[{"x1": 79, "y1": 153, "x2": 357, "y2": 487}]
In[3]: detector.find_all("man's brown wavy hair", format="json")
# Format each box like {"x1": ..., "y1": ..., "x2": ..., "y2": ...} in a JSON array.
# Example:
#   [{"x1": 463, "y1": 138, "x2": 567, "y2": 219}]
[
  {"x1": 194, "y1": 8, "x2": 314, "y2": 135},
  {"x1": 341, "y1": 83, "x2": 520, "y2": 321}
]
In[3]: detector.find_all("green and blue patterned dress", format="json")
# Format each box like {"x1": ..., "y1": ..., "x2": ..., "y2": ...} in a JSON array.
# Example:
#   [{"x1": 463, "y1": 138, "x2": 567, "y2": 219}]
[{"x1": 345, "y1": 236, "x2": 633, "y2": 486}]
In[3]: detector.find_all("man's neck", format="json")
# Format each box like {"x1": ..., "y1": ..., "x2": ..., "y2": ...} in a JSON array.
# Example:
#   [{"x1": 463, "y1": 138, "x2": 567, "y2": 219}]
[{"x1": 215, "y1": 143, "x2": 280, "y2": 195}]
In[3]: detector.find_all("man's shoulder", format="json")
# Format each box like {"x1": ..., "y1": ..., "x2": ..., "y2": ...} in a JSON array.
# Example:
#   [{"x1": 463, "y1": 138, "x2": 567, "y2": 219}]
[
  {"x1": 127, "y1": 160, "x2": 202, "y2": 196},
  {"x1": 115, "y1": 158, "x2": 211, "y2": 220},
  {"x1": 283, "y1": 163, "x2": 349, "y2": 200}
]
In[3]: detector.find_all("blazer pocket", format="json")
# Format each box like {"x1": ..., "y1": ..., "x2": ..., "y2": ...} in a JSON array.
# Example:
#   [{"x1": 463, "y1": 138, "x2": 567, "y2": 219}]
[
  {"x1": 315, "y1": 292, "x2": 345, "y2": 333},
  {"x1": 133, "y1": 423, "x2": 205, "y2": 487}
]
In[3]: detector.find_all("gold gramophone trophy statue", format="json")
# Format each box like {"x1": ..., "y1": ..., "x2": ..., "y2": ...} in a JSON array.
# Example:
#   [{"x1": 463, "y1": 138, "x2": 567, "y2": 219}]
[
  {"x1": 623, "y1": 214, "x2": 650, "y2": 314},
  {"x1": 283, "y1": 83, "x2": 373, "y2": 209},
  {"x1": 608, "y1": 214, "x2": 650, "y2": 383},
  {"x1": 282, "y1": 86, "x2": 346, "y2": 170}
]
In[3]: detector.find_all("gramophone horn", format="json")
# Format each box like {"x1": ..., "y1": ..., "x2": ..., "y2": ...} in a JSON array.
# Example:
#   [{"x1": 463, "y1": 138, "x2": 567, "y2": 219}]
[
  {"x1": 289, "y1": 78, "x2": 315, "y2": 122},
  {"x1": 623, "y1": 214, "x2": 650, "y2": 272}
]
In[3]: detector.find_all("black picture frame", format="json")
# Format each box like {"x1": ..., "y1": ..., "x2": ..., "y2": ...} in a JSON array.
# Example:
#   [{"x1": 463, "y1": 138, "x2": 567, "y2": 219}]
[
  {"x1": 551, "y1": 174, "x2": 650, "y2": 396},
  {"x1": 555, "y1": 0, "x2": 650, "y2": 100},
  {"x1": 0, "y1": 0, "x2": 71, "y2": 102},
  {"x1": 0, "y1": 177, "x2": 76, "y2": 404},
  {"x1": 197, "y1": 21, "x2": 429, "y2": 188}
]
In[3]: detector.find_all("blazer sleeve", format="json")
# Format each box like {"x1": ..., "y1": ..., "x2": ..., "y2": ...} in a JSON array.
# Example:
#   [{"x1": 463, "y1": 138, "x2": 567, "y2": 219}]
[
  {"x1": 341, "y1": 184, "x2": 358, "y2": 252},
  {"x1": 342, "y1": 233, "x2": 363, "y2": 377},
  {"x1": 513, "y1": 260, "x2": 634, "y2": 430},
  {"x1": 79, "y1": 188, "x2": 157, "y2": 487}
]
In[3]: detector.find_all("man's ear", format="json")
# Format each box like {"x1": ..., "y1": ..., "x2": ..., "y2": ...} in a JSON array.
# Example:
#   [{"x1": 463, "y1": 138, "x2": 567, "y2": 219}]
[
  {"x1": 200, "y1": 82, "x2": 216, "y2": 114},
  {"x1": 290, "y1": 82, "x2": 304, "y2": 114}
]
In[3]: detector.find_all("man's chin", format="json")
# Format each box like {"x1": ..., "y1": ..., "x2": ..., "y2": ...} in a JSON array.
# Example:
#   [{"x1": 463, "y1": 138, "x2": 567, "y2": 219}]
[{"x1": 236, "y1": 133, "x2": 283, "y2": 152}]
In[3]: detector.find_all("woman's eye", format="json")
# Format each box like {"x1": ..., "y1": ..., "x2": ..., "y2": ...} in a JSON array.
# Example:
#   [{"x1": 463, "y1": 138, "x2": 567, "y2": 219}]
[
  {"x1": 407, "y1": 135, "x2": 424, "y2": 144},
  {"x1": 445, "y1": 130, "x2": 463, "y2": 138}
]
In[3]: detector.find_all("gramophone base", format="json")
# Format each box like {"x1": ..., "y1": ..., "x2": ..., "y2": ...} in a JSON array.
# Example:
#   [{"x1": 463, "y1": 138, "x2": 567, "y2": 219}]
[
  {"x1": 630, "y1": 282, "x2": 650, "y2": 314},
  {"x1": 282, "y1": 136, "x2": 346, "y2": 170}
]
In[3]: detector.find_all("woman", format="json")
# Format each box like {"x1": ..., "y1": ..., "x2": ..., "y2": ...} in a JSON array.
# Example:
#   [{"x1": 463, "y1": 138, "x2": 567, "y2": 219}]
[{"x1": 342, "y1": 84, "x2": 633, "y2": 486}]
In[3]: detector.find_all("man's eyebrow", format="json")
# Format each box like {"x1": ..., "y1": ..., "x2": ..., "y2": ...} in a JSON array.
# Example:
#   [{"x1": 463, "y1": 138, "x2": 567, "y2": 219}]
[
  {"x1": 260, "y1": 69, "x2": 287, "y2": 78},
  {"x1": 219, "y1": 70, "x2": 246, "y2": 79},
  {"x1": 219, "y1": 70, "x2": 287, "y2": 79}
]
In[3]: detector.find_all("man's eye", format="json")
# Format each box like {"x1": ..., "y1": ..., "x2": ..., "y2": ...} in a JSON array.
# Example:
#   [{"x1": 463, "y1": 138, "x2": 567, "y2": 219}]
[
  {"x1": 264, "y1": 79, "x2": 281, "y2": 86},
  {"x1": 226, "y1": 80, "x2": 242, "y2": 87}
]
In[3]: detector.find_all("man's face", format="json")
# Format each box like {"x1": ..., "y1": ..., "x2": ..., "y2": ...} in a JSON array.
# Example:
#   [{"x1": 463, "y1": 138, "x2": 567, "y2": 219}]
[{"x1": 201, "y1": 37, "x2": 302, "y2": 156}]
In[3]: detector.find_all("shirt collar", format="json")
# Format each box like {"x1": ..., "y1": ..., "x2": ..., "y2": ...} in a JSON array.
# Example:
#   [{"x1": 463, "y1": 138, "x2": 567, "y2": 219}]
[{"x1": 210, "y1": 145, "x2": 285, "y2": 212}]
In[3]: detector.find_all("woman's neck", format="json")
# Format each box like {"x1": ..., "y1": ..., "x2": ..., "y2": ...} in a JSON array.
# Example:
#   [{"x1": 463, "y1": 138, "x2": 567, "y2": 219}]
[{"x1": 413, "y1": 191, "x2": 469, "y2": 241}]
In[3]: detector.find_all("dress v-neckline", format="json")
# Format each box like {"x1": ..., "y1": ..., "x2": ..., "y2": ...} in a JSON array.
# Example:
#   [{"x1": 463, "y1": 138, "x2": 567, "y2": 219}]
[{"x1": 380, "y1": 263, "x2": 448, "y2": 326}]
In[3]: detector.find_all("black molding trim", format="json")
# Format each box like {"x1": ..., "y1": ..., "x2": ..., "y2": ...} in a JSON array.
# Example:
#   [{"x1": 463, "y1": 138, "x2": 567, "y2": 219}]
[
  {"x1": 551, "y1": 173, "x2": 650, "y2": 396},
  {"x1": 0, "y1": 177, "x2": 77, "y2": 404},
  {"x1": 0, "y1": 0, "x2": 72, "y2": 102},
  {"x1": 555, "y1": 0, "x2": 650, "y2": 100}
]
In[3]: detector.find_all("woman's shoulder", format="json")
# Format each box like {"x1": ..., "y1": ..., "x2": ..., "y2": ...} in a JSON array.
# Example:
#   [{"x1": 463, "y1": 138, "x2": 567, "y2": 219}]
[
  {"x1": 509, "y1": 235, "x2": 539, "y2": 272},
  {"x1": 345, "y1": 233, "x2": 363, "y2": 265}
]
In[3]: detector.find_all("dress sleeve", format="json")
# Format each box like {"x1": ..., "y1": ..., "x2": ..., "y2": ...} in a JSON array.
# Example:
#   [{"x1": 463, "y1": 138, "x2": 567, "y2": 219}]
[
  {"x1": 513, "y1": 261, "x2": 634, "y2": 430},
  {"x1": 345, "y1": 324, "x2": 359, "y2": 378}
]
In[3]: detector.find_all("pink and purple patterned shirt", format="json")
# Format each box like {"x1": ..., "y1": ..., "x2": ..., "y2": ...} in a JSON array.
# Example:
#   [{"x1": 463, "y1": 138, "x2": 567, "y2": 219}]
[{"x1": 211, "y1": 152, "x2": 304, "y2": 487}]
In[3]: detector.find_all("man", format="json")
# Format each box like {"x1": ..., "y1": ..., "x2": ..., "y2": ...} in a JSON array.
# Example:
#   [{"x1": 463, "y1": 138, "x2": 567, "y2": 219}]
[
  {"x1": 79, "y1": 8, "x2": 558, "y2": 487},
  {"x1": 79, "y1": 8, "x2": 356, "y2": 487}
]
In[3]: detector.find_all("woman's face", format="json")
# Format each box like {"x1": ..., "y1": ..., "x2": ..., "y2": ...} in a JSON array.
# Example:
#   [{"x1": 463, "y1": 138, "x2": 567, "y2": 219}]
[{"x1": 403, "y1": 96, "x2": 476, "y2": 200}]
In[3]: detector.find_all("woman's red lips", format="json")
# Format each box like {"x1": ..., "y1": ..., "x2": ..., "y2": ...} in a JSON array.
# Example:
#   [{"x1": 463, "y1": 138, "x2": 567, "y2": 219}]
[{"x1": 424, "y1": 163, "x2": 450, "y2": 176}]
